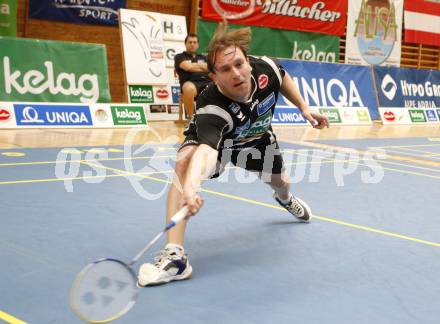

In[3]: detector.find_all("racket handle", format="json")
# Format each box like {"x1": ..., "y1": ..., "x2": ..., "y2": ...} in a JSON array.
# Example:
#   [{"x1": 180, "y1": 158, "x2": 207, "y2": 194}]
[{"x1": 165, "y1": 206, "x2": 189, "y2": 230}]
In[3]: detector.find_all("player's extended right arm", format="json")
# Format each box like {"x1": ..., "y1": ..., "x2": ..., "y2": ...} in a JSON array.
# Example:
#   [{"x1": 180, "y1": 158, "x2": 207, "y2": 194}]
[{"x1": 182, "y1": 144, "x2": 218, "y2": 216}]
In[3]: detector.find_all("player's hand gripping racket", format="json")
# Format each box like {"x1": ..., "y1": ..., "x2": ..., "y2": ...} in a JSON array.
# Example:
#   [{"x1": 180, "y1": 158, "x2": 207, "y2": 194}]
[{"x1": 70, "y1": 206, "x2": 189, "y2": 323}]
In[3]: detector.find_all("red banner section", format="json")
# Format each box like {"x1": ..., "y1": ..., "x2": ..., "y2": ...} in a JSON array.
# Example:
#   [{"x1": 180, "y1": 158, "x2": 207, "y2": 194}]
[
  {"x1": 201, "y1": 0, "x2": 348, "y2": 36},
  {"x1": 404, "y1": 0, "x2": 440, "y2": 47}
]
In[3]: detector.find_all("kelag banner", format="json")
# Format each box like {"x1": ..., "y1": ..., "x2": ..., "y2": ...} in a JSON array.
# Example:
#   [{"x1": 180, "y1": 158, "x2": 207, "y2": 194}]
[
  {"x1": 198, "y1": 20, "x2": 339, "y2": 63},
  {"x1": 373, "y1": 66, "x2": 440, "y2": 124},
  {"x1": 0, "y1": 0, "x2": 17, "y2": 36},
  {"x1": 0, "y1": 37, "x2": 111, "y2": 103},
  {"x1": 201, "y1": 0, "x2": 347, "y2": 36},
  {"x1": 275, "y1": 59, "x2": 378, "y2": 124},
  {"x1": 29, "y1": 0, "x2": 126, "y2": 26}
]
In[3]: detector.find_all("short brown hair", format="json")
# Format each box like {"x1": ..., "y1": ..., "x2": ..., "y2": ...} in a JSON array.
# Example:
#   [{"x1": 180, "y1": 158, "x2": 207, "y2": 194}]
[
  {"x1": 207, "y1": 21, "x2": 251, "y2": 73},
  {"x1": 185, "y1": 33, "x2": 199, "y2": 43}
]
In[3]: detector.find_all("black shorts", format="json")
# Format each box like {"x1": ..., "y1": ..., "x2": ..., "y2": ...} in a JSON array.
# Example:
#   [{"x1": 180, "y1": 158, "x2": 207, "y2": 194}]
[
  {"x1": 179, "y1": 128, "x2": 284, "y2": 178},
  {"x1": 216, "y1": 140, "x2": 284, "y2": 177},
  {"x1": 182, "y1": 80, "x2": 211, "y2": 98}
]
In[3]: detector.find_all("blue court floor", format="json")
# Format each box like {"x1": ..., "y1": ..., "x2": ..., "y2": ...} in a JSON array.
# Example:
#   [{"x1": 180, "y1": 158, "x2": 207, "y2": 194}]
[{"x1": 1, "y1": 138, "x2": 440, "y2": 324}]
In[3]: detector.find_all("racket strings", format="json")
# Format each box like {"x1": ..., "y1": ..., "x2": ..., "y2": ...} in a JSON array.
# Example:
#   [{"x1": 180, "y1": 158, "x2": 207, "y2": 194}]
[{"x1": 71, "y1": 260, "x2": 138, "y2": 323}]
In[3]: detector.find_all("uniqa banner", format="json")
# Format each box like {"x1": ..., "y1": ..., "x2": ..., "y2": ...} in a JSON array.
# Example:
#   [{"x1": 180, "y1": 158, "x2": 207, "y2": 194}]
[
  {"x1": 275, "y1": 59, "x2": 379, "y2": 124},
  {"x1": 345, "y1": 0, "x2": 403, "y2": 67},
  {"x1": 29, "y1": 0, "x2": 126, "y2": 26},
  {"x1": 0, "y1": 37, "x2": 111, "y2": 103},
  {"x1": 201, "y1": 0, "x2": 347, "y2": 36},
  {"x1": 198, "y1": 19, "x2": 339, "y2": 63},
  {"x1": 373, "y1": 66, "x2": 440, "y2": 124},
  {"x1": 0, "y1": 0, "x2": 17, "y2": 36}
]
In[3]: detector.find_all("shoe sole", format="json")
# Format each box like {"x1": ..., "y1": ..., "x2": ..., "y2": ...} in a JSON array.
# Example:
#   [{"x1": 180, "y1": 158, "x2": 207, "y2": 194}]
[{"x1": 137, "y1": 265, "x2": 193, "y2": 287}]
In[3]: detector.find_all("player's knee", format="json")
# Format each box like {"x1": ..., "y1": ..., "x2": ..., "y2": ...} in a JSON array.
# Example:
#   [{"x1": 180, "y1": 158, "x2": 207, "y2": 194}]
[
  {"x1": 175, "y1": 148, "x2": 195, "y2": 175},
  {"x1": 175, "y1": 157, "x2": 190, "y2": 176},
  {"x1": 182, "y1": 82, "x2": 197, "y2": 97}
]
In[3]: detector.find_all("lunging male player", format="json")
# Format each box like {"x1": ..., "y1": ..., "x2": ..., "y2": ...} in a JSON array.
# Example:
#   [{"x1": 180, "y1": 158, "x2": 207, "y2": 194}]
[{"x1": 138, "y1": 22, "x2": 329, "y2": 286}]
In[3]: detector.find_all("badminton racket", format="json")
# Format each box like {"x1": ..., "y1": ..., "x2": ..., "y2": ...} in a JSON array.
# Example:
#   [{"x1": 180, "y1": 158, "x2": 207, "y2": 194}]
[{"x1": 70, "y1": 206, "x2": 189, "y2": 323}]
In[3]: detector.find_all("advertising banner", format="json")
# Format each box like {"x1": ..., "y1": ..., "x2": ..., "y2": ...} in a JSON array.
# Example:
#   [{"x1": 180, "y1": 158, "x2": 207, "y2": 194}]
[
  {"x1": 119, "y1": 9, "x2": 167, "y2": 85},
  {"x1": 120, "y1": 9, "x2": 186, "y2": 120},
  {"x1": 165, "y1": 41, "x2": 186, "y2": 68},
  {"x1": 345, "y1": 0, "x2": 403, "y2": 67},
  {"x1": 14, "y1": 103, "x2": 93, "y2": 127},
  {"x1": 29, "y1": 0, "x2": 125, "y2": 26},
  {"x1": 0, "y1": 102, "x2": 150, "y2": 128},
  {"x1": 404, "y1": 0, "x2": 440, "y2": 47},
  {"x1": 274, "y1": 59, "x2": 377, "y2": 125},
  {"x1": 0, "y1": 0, "x2": 16, "y2": 36},
  {"x1": 0, "y1": 101, "x2": 15, "y2": 128},
  {"x1": 201, "y1": 0, "x2": 347, "y2": 36},
  {"x1": 0, "y1": 37, "x2": 111, "y2": 103},
  {"x1": 373, "y1": 66, "x2": 440, "y2": 124},
  {"x1": 161, "y1": 14, "x2": 187, "y2": 41},
  {"x1": 198, "y1": 19, "x2": 339, "y2": 63},
  {"x1": 89, "y1": 104, "x2": 148, "y2": 127}
]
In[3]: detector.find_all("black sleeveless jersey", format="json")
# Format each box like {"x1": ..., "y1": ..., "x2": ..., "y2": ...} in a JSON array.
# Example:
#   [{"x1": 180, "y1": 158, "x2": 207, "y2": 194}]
[{"x1": 188, "y1": 55, "x2": 285, "y2": 151}]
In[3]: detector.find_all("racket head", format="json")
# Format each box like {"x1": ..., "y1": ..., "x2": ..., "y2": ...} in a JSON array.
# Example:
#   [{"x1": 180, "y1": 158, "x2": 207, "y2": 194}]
[{"x1": 70, "y1": 258, "x2": 139, "y2": 323}]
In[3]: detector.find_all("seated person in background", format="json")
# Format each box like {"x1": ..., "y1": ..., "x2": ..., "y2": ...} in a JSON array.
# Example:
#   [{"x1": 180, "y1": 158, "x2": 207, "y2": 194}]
[{"x1": 174, "y1": 33, "x2": 211, "y2": 119}]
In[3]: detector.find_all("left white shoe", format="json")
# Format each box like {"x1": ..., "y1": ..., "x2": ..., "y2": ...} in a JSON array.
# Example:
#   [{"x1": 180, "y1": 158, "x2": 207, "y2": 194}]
[
  {"x1": 137, "y1": 244, "x2": 192, "y2": 287},
  {"x1": 273, "y1": 193, "x2": 312, "y2": 222}
]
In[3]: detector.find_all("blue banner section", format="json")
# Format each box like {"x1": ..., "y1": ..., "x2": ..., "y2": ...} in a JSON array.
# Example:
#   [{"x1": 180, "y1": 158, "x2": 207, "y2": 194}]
[
  {"x1": 278, "y1": 59, "x2": 379, "y2": 120},
  {"x1": 374, "y1": 66, "x2": 440, "y2": 109},
  {"x1": 29, "y1": 0, "x2": 126, "y2": 26},
  {"x1": 272, "y1": 107, "x2": 307, "y2": 125},
  {"x1": 14, "y1": 104, "x2": 93, "y2": 126},
  {"x1": 171, "y1": 86, "x2": 180, "y2": 104}
]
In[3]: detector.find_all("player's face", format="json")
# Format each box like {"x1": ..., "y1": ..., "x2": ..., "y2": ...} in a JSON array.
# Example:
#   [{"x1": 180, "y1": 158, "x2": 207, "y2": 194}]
[
  {"x1": 185, "y1": 37, "x2": 199, "y2": 54},
  {"x1": 211, "y1": 46, "x2": 252, "y2": 103}
]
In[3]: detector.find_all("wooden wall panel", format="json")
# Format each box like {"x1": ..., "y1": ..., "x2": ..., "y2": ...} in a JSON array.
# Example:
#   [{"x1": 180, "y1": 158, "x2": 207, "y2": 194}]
[{"x1": 339, "y1": 36, "x2": 439, "y2": 70}]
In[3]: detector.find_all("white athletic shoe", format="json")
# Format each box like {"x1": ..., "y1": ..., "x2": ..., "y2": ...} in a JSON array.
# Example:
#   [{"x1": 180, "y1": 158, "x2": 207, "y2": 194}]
[
  {"x1": 137, "y1": 244, "x2": 192, "y2": 287},
  {"x1": 273, "y1": 192, "x2": 312, "y2": 222}
]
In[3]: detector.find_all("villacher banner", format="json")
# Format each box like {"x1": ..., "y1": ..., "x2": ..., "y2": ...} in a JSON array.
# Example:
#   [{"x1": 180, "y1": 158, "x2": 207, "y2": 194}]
[
  {"x1": 198, "y1": 19, "x2": 340, "y2": 63},
  {"x1": 201, "y1": 0, "x2": 348, "y2": 36}
]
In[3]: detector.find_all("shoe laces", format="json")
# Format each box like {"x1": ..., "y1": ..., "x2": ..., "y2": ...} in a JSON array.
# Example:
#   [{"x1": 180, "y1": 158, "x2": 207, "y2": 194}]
[
  {"x1": 286, "y1": 197, "x2": 304, "y2": 217},
  {"x1": 154, "y1": 248, "x2": 183, "y2": 266}
]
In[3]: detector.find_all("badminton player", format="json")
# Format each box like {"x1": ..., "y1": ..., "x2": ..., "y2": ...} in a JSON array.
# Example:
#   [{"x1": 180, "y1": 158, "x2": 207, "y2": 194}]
[{"x1": 138, "y1": 22, "x2": 329, "y2": 286}]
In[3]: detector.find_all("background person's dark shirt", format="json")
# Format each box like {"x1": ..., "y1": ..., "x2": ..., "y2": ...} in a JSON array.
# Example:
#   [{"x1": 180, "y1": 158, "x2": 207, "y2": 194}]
[{"x1": 174, "y1": 51, "x2": 210, "y2": 88}]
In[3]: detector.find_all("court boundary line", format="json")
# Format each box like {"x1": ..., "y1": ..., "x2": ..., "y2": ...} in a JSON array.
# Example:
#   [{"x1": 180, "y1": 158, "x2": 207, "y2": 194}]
[
  {"x1": 78, "y1": 161, "x2": 440, "y2": 248},
  {"x1": 0, "y1": 310, "x2": 27, "y2": 324},
  {"x1": 282, "y1": 139, "x2": 440, "y2": 168},
  {"x1": 369, "y1": 148, "x2": 440, "y2": 161},
  {"x1": 371, "y1": 143, "x2": 440, "y2": 149},
  {"x1": 3, "y1": 154, "x2": 440, "y2": 185},
  {"x1": 1, "y1": 146, "x2": 439, "y2": 247}
]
